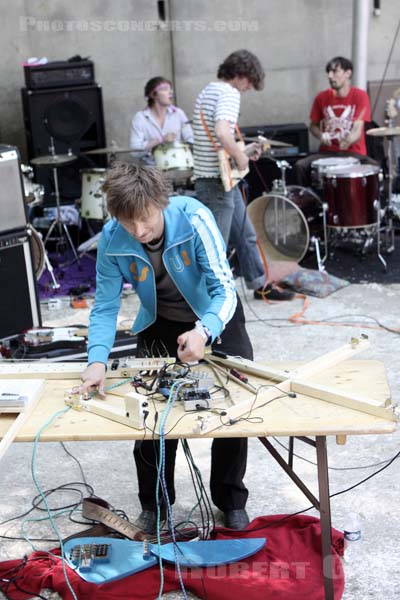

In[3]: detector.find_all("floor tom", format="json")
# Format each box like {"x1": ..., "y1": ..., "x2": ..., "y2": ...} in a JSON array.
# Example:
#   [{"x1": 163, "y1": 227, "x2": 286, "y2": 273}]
[
  {"x1": 323, "y1": 164, "x2": 381, "y2": 228},
  {"x1": 311, "y1": 156, "x2": 360, "y2": 189}
]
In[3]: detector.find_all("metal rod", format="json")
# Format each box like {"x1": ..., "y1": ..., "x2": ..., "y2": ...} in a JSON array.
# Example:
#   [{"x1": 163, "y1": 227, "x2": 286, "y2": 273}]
[
  {"x1": 258, "y1": 437, "x2": 320, "y2": 509},
  {"x1": 316, "y1": 436, "x2": 335, "y2": 600}
]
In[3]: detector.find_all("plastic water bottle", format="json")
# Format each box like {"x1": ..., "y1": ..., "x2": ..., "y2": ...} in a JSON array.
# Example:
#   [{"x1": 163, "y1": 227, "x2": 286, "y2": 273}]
[{"x1": 343, "y1": 512, "x2": 362, "y2": 563}]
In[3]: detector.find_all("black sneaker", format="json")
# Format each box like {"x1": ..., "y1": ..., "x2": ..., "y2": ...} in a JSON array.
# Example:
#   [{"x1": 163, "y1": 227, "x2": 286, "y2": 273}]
[
  {"x1": 134, "y1": 509, "x2": 166, "y2": 534},
  {"x1": 223, "y1": 509, "x2": 250, "y2": 530},
  {"x1": 254, "y1": 284, "x2": 294, "y2": 302}
]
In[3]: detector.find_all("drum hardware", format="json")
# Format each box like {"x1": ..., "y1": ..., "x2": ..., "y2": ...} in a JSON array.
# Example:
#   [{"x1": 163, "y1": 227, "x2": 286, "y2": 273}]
[
  {"x1": 30, "y1": 152, "x2": 77, "y2": 166},
  {"x1": 310, "y1": 156, "x2": 360, "y2": 190},
  {"x1": 367, "y1": 123, "x2": 400, "y2": 252},
  {"x1": 32, "y1": 138, "x2": 80, "y2": 264}
]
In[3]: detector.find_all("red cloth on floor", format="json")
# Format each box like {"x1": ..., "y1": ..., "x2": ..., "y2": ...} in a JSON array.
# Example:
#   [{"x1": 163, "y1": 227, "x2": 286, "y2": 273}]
[{"x1": 0, "y1": 514, "x2": 344, "y2": 600}]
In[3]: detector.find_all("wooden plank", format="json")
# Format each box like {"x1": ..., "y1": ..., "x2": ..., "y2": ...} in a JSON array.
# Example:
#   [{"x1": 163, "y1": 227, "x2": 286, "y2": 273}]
[
  {"x1": 202, "y1": 356, "x2": 258, "y2": 394},
  {"x1": 0, "y1": 357, "x2": 175, "y2": 380},
  {"x1": 290, "y1": 338, "x2": 370, "y2": 380},
  {"x1": 0, "y1": 380, "x2": 45, "y2": 461},
  {"x1": 208, "y1": 338, "x2": 370, "y2": 384},
  {"x1": 208, "y1": 355, "x2": 289, "y2": 382},
  {"x1": 197, "y1": 339, "x2": 371, "y2": 435},
  {"x1": 291, "y1": 380, "x2": 398, "y2": 422}
]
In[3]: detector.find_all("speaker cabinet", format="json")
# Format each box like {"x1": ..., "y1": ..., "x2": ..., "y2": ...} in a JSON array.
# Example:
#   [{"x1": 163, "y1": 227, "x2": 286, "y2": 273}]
[
  {"x1": 0, "y1": 230, "x2": 41, "y2": 339},
  {"x1": 0, "y1": 145, "x2": 27, "y2": 234},
  {"x1": 240, "y1": 122, "x2": 310, "y2": 155},
  {"x1": 21, "y1": 84, "x2": 106, "y2": 205}
]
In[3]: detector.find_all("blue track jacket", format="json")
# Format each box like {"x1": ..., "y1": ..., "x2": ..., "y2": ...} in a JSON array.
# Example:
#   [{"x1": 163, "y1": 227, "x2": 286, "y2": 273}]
[{"x1": 88, "y1": 195, "x2": 237, "y2": 364}]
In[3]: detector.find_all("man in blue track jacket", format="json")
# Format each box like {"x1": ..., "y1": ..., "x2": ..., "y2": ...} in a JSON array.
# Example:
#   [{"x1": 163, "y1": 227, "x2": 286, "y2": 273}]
[{"x1": 81, "y1": 164, "x2": 253, "y2": 532}]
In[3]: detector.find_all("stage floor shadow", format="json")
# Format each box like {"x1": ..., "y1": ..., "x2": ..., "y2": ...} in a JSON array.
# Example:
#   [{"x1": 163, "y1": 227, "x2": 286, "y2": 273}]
[{"x1": 301, "y1": 229, "x2": 400, "y2": 284}]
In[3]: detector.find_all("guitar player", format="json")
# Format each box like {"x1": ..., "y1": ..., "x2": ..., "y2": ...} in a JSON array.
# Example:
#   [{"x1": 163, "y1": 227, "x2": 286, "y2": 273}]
[{"x1": 193, "y1": 49, "x2": 294, "y2": 301}]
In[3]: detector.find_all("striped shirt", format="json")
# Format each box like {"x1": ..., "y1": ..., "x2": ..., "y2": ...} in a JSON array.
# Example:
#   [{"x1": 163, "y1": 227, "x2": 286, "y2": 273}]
[{"x1": 193, "y1": 81, "x2": 241, "y2": 178}]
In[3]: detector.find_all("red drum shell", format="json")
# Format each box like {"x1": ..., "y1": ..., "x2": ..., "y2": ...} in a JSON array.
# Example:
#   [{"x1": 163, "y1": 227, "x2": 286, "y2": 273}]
[{"x1": 323, "y1": 165, "x2": 380, "y2": 227}]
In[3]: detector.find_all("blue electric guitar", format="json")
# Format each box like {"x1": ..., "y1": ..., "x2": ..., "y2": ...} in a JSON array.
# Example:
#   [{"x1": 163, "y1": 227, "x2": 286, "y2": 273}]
[{"x1": 64, "y1": 536, "x2": 266, "y2": 584}]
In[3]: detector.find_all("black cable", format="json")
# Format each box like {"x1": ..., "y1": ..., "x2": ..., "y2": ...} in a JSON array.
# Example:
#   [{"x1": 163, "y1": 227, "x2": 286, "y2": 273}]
[
  {"x1": 272, "y1": 436, "x2": 395, "y2": 471},
  {"x1": 240, "y1": 278, "x2": 400, "y2": 335}
]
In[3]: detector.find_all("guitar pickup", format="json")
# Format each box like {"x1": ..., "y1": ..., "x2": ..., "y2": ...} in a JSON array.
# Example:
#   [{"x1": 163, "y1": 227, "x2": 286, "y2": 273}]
[{"x1": 69, "y1": 543, "x2": 111, "y2": 571}]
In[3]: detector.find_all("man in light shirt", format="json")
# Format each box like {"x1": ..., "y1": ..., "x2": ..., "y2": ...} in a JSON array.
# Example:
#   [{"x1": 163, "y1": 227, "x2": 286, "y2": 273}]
[{"x1": 130, "y1": 76, "x2": 193, "y2": 164}]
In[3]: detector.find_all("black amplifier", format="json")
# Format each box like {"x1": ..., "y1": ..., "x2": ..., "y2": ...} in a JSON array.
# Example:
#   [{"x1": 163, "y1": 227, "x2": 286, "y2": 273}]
[{"x1": 24, "y1": 60, "x2": 95, "y2": 89}]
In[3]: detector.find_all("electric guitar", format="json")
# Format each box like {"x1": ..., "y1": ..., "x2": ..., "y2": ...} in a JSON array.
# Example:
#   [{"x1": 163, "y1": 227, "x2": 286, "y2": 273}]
[
  {"x1": 218, "y1": 136, "x2": 270, "y2": 192},
  {"x1": 64, "y1": 535, "x2": 266, "y2": 584}
]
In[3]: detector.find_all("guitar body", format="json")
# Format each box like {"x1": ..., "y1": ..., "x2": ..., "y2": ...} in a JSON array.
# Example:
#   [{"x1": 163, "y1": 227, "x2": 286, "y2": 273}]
[
  {"x1": 64, "y1": 536, "x2": 267, "y2": 584},
  {"x1": 218, "y1": 141, "x2": 249, "y2": 192}
]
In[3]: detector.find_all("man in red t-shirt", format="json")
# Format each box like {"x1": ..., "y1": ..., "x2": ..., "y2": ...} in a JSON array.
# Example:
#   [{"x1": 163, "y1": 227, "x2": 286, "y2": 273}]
[{"x1": 294, "y1": 56, "x2": 376, "y2": 186}]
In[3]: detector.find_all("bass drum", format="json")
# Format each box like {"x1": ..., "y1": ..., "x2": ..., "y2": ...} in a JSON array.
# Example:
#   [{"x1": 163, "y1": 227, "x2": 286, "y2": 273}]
[
  {"x1": 247, "y1": 185, "x2": 325, "y2": 263},
  {"x1": 28, "y1": 226, "x2": 45, "y2": 279}
]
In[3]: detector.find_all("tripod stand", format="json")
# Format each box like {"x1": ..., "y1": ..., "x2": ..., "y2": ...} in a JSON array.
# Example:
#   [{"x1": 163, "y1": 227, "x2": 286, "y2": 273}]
[{"x1": 31, "y1": 140, "x2": 80, "y2": 264}]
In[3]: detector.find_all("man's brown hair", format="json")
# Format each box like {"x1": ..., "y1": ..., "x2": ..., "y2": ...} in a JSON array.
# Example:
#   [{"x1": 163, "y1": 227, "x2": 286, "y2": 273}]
[
  {"x1": 217, "y1": 49, "x2": 265, "y2": 91},
  {"x1": 103, "y1": 164, "x2": 169, "y2": 221}
]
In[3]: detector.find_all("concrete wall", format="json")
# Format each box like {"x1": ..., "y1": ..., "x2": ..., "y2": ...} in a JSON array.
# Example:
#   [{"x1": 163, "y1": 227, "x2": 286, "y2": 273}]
[{"x1": 1, "y1": 0, "x2": 399, "y2": 160}]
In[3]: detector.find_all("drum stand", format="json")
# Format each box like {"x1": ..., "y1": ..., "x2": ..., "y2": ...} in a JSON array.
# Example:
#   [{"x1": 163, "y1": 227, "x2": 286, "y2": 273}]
[
  {"x1": 271, "y1": 160, "x2": 329, "y2": 269},
  {"x1": 384, "y1": 131, "x2": 396, "y2": 253},
  {"x1": 44, "y1": 166, "x2": 80, "y2": 264},
  {"x1": 32, "y1": 139, "x2": 80, "y2": 265}
]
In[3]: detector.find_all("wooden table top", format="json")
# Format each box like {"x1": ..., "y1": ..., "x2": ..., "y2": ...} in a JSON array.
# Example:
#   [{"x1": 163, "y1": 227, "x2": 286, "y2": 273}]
[{"x1": 0, "y1": 360, "x2": 396, "y2": 443}]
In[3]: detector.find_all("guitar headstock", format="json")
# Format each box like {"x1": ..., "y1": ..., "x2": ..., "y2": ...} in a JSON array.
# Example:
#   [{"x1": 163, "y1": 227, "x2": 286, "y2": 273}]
[{"x1": 256, "y1": 135, "x2": 271, "y2": 152}]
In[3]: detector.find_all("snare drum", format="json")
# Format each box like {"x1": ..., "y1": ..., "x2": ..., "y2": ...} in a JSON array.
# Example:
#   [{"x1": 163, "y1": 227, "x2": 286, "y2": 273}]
[
  {"x1": 311, "y1": 156, "x2": 360, "y2": 189},
  {"x1": 21, "y1": 164, "x2": 44, "y2": 207},
  {"x1": 80, "y1": 169, "x2": 109, "y2": 220},
  {"x1": 153, "y1": 142, "x2": 194, "y2": 171},
  {"x1": 248, "y1": 185, "x2": 325, "y2": 262},
  {"x1": 323, "y1": 164, "x2": 381, "y2": 228}
]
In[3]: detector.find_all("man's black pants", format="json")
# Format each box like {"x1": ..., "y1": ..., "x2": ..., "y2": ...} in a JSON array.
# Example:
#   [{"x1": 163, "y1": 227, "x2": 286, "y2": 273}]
[{"x1": 133, "y1": 295, "x2": 253, "y2": 513}]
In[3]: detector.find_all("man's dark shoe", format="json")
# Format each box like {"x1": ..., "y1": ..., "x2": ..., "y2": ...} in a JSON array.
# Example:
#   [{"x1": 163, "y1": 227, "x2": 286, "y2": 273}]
[
  {"x1": 223, "y1": 509, "x2": 250, "y2": 530},
  {"x1": 135, "y1": 509, "x2": 166, "y2": 534},
  {"x1": 254, "y1": 284, "x2": 294, "y2": 302}
]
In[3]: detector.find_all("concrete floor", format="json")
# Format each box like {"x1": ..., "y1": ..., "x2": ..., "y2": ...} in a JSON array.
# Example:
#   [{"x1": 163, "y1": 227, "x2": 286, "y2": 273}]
[{"x1": 1, "y1": 277, "x2": 399, "y2": 600}]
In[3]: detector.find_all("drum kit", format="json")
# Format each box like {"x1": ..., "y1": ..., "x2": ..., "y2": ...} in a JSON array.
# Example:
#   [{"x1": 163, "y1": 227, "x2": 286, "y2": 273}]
[
  {"x1": 23, "y1": 137, "x2": 196, "y2": 271},
  {"x1": 248, "y1": 126, "x2": 400, "y2": 271}
]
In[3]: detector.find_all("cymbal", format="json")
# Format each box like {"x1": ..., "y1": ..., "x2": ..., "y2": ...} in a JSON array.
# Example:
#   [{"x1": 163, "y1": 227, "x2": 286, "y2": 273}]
[
  {"x1": 366, "y1": 126, "x2": 400, "y2": 138},
  {"x1": 243, "y1": 136, "x2": 293, "y2": 147},
  {"x1": 83, "y1": 146, "x2": 142, "y2": 155},
  {"x1": 31, "y1": 153, "x2": 77, "y2": 166}
]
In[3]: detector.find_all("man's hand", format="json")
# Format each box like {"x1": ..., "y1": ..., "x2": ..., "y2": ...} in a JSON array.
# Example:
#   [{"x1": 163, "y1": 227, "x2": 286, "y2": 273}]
[
  {"x1": 163, "y1": 132, "x2": 177, "y2": 143},
  {"x1": 234, "y1": 151, "x2": 250, "y2": 171},
  {"x1": 177, "y1": 330, "x2": 206, "y2": 363},
  {"x1": 320, "y1": 132, "x2": 332, "y2": 147},
  {"x1": 246, "y1": 142, "x2": 262, "y2": 161},
  {"x1": 79, "y1": 362, "x2": 107, "y2": 398}
]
